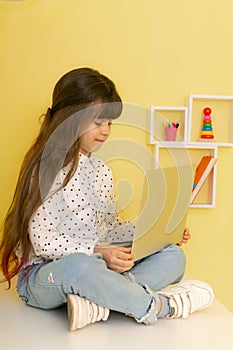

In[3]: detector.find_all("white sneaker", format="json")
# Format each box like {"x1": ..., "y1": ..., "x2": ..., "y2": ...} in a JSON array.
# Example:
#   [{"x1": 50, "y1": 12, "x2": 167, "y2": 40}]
[
  {"x1": 67, "y1": 294, "x2": 110, "y2": 331},
  {"x1": 157, "y1": 280, "x2": 215, "y2": 319}
]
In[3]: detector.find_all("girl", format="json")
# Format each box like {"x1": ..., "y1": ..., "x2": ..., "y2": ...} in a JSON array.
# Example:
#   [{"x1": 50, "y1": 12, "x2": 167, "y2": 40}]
[{"x1": 0, "y1": 68, "x2": 214, "y2": 331}]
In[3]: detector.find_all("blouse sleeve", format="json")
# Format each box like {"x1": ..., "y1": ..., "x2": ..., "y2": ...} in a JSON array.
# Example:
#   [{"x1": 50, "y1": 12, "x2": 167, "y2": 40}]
[
  {"x1": 28, "y1": 164, "x2": 101, "y2": 260},
  {"x1": 29, "y1": 204, "x2": 99, "y2": 260}
]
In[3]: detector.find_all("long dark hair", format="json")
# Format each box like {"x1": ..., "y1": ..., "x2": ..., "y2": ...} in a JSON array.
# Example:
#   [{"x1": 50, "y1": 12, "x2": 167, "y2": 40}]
[{"x1": 0, "y1": 67, "x2": 122, "y2": 287}]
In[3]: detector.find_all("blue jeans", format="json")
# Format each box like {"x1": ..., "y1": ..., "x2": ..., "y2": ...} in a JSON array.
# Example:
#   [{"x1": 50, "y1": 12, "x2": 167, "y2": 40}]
[{"x1": 16, "y1": 245, "x2": 185, "y2": 324}]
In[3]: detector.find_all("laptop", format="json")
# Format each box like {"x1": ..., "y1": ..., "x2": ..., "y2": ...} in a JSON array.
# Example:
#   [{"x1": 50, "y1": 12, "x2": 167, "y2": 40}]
[{"x1": 113, "y1": 164, "x2": 193, "y2": 261}]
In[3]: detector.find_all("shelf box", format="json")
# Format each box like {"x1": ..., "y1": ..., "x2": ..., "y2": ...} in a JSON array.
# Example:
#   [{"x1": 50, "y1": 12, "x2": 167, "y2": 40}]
[
  {"x1": 188, "y1": 94, "x2": 233, "y2": 146},
  {"x1": 150, "y1": 106, "x2": 188, "y2": 144},
  {"x1": 149, "y1": 95, "x2": 231, "y2": 209},
  {"x1": 154, "y1": 144, "x2": 218, "y2": 208}
]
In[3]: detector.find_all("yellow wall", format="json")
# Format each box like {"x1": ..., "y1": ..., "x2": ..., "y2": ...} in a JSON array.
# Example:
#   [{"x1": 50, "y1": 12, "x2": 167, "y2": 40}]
[{"x1": 0, "y1": 0, "x2": 233, "y2": 312}]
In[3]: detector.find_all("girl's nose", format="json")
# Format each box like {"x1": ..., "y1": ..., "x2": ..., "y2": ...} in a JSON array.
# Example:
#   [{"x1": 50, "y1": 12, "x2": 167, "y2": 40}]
[{"x1": 100, "y1": 124, "x2": 111, "y2": 135}]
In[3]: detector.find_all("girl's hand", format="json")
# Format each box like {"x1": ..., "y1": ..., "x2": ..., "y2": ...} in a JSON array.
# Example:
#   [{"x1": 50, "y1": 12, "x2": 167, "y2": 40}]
[
  {"x1": 177, "y1": 228, "x2": 191, "y2": 246},
  {"x1": 94, "y1": 246, "x2": 134, "y2": 273}
]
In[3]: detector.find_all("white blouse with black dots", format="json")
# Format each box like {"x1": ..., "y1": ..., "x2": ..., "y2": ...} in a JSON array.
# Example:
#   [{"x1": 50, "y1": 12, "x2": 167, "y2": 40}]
[{"x1": 24, "y1": 153, "x2": 134, "y2": 265}]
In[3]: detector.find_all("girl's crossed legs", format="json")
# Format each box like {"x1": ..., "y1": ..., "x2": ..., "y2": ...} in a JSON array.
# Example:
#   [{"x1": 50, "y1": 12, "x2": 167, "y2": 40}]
[{"x1": 17, "y1": 244, "x2": 185, "y2": 325}]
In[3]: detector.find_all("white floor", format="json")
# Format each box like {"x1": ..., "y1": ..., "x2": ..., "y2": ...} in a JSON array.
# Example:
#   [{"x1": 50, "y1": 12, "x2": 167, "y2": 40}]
[{"x1": 1, "y1": 283, "x2": 233, "y2": 350}]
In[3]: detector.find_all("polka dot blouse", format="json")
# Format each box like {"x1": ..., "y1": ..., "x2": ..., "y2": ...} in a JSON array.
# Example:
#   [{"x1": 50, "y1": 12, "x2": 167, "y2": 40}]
[{"x1": 25, "y1": 153, "x2": 134, "y2": 265}]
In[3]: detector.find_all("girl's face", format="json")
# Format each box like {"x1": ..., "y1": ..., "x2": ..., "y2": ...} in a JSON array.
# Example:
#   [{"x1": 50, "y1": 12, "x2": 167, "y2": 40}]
[{"x1": 79, "y1": 118, "x2": 112, "y2": 155}]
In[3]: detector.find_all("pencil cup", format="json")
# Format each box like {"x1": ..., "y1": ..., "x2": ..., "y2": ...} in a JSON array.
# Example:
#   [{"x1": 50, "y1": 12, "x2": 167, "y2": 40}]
[{"x1": 165, "y1": 126, "x2": 177, "y2": 141}]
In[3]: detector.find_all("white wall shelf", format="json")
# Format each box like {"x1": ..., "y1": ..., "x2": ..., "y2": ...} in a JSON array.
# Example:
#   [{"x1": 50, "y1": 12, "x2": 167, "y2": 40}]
[
  {"x1": 188, "y1": 94, "x2": 233, "y2": 147},
  {"x1": 150, "y1": 106, "x2": 188, "y2": 145},
  {"x1": 153, "y1": 144, "x2": 218, "y2": 208},
  {"x1": 149, "y1": 94, "x2": 233, "y2": 208}
]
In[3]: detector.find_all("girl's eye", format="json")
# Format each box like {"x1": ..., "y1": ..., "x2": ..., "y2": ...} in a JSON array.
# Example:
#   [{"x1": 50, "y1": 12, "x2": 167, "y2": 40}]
[
  {"x1": 95, "y1": 121, "x2": 103, "y2": 126},
  {"x1": 94, "y1": 121, "x2": 102, "y2": 126},
  {"x1": 94, "y1": 121, "x2": 113, "y2": 126}
]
